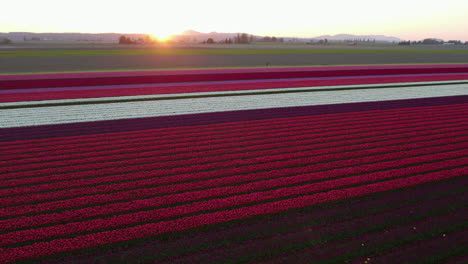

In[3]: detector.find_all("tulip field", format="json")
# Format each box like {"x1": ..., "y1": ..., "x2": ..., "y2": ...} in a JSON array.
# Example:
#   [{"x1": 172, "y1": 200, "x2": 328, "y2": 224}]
[{"x1": 0, "y1": 65, "x2": 467, "y2": 263}]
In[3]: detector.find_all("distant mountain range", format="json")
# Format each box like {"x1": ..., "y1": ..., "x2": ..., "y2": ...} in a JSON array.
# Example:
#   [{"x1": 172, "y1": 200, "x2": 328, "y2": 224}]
[
  {"x1": 0, "y1": 32, "x2": 148, "y2": 42},
  {"x1": 312, "y1": 34, "x2": 401, "y2": 43},
  {"x1": 172, "y1": 31, "x2": 401, "y2": 43},
  {"x1": 0, "y1": 31, "x2": 401, "y2": 43}
]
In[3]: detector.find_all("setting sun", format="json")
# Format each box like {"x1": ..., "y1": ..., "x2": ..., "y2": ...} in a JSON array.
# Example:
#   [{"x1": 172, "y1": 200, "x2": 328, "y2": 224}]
[{"x1": 151, "y1": 32, "x2": 174, "y2": 42}]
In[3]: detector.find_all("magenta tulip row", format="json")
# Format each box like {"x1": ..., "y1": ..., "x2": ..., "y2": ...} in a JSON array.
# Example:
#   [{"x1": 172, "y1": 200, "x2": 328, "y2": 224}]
[
  {"x1": 2, "y1": 102, "x2": 463, "y2": 158},
  {"x1": 2, "y1": 137, "x2": 465, "y2": 207},
  {"x1": 0, "y1": 98, "x2": 466, "y2": 150},
  {"x1": 1, "y1": 144, "x2": 466, "y2": 217},
  {"x1": 1, "y1": 131, "x2": 466, "y2": 199},
  {"x1": 0, "y1": 166, "x2": 464, "y2": 263},
  {"x1": 2, "y1": 116, "x2": 465, "y2": 182},
  {"x1": 1, "y1": 154, "x2": 466, "y2": 235},
  {"x1": 1, "y1": 156, "x2": 466, "y2": 247},
  {"x1": 1, "y1": 105, "x2": 464, "y2": 170},
  {"x1": 3, "y1": 128, "x2": 465, "y2": 191}
]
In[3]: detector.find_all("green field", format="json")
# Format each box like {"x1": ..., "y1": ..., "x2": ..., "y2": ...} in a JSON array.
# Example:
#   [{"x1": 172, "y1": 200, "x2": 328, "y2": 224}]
[{"x1": 2, "y1": 48, "x2": 468, "y2": 57}]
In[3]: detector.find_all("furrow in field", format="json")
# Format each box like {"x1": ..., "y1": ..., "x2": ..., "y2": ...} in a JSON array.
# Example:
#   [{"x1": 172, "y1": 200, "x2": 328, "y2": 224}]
[
  {"x1": 1, "y1": 114, "x2": 464, "y2": 180},
  {"x1": 1, "y1": 135, "x2": 465, "y2": 205},
  {"x1": 2, "y1": 116, "x2": 466, "y2": 173},
  {"x1": 2, "y1": 116, "x2": 465, "y2": 181},
  {"x1": 349, "y1": 229, "x2": 467, "y2": 264},
  {"x1": 1, "y1": 145, "x2": 465, "y2": 217},
  {"x1": 3, "y1": 129, "x2": 465, "y2": 189},
  {"x1": 2, "y1": 105, "x2": 462, "y2": 163},
  {"x1": 1, "y1": 101, "x2": 463, "y2": 153},
  {"x1": 0, "y1": 155, "x2": 466, "y2": 237},
  {"x1": 0, "y1": 156, "x2": 465, "y2": 247},
  {"x1": 267, "y1": 207, "x2": 467, "y2": 264},
  {"x1": 0, "y1": 167, "x2": 464, "y2": 264},
  {"x1": 1, "y1": 134, "x2": 466, "y2": 197},
  {"x1": 109, "y1": 177, "x2": 467, "y2": 264},
  {"x1": 166, "y1": 189, "x2": 466, "y2": 264}
]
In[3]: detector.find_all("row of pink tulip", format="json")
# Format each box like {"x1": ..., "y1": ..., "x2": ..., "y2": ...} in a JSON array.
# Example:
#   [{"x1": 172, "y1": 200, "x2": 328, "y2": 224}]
[
  {"x1": 1, "y1": 143, "x2": 465, "y2": 216},
  {"x1": 2, "y1": 132, "x2": 466, "y2": 199},
  {"x1": 1, "y1": 106, "x2": 464, "y2": 171},
  {"x1": 2, "y1": 103, "x2": 462, "y2": 158},
  {"x1": 2, "y1": 116, "x2": 464, "y2": 182},
  {"x1": 0, "y1": 166, "x2": 464, "y2": 263},
  {"x1": 3, "y1": 128, "x2": 465, "y2": 191},
  {"x1": 1, "y1": 152, "x2": 465, "y2": 235}
]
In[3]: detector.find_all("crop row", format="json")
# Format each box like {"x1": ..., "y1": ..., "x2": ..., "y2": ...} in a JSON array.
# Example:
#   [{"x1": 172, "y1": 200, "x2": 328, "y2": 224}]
[
  {"x1": 1, "y1": 117, "x2": 464, "y2": 180},
  {"x1": 3, "y1": 128, "x2": 465, "y2": 190},
  {"x1": 1, "y1": 145, "x2": 465, "y2": 217},
  {"x1": 3, "y1": 85, "x2": 466, "y2": 129},
  {"x1": 1, "y1": 133, "x2": 466, "y2": 198},
  {"x1": 1, "y1": 101, "x2": 463, "y2": 153},
  {"x1": 2, "y1": 113, "x2": 465, "y2": 171},
  {"x1": 0, "y1": 166, "x2": 464, "y2": 263},
  {"x1": 2, "y1": 118, "x2": 465, "y2": 174},
  {"x1": 3, "y1": 74, "x2": 468, "y2": 103},
  {"x1": 4, "y1": 66, "x2": 468, "y2": 89},
  {"x1": 1, "y1": 155, "x2": 466, "y2": 235},
  {"x1": 1, "y1": 136, "x2": 465, "y2": 203},
  {"x1": 2, "y1": 95, "x2": 465, "y2": 143},
  {"x1": 1, "y1": 100, "x2": 464, "y2": 150},
  {"x1": 1, "y1": 104, "x2": 464, "y2": 165},
  {"x1": 2, "y1": 104, "x2": 460, "y2": 159},
  {"x1": 1, "y1": 156, "x2": 466, "y2": 247},
  {"x1": 1, "y1": 116, "x2": 464, "y2": 181}
]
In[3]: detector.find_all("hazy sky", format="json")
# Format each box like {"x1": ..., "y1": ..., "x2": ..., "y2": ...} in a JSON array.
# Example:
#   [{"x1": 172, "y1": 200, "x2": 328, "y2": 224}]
[{"x1": 2, "y1": 0, "x2": 468, "y2": 41}]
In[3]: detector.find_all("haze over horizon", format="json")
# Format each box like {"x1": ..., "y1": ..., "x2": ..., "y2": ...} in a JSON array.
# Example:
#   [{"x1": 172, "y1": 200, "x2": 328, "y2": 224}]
[{"x1": 2, "y1": 0, "x2": 467, "y2": 41}]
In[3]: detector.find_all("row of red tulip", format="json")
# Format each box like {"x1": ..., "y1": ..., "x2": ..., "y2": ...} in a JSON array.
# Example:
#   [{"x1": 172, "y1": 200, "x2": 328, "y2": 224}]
[
  {"x1": 1, "y1": 144, "x2": 466, "y2": 217},
  {"x1": 3, "y1": 128, "x2": 465, "y2": 191},
  {"x1": 2, "y1": 132, "x2": 466, "y2": 199},
  {"x1": 0, "y1": 166, "x2": 464, "y2": 263},
  {"x1": 1, "y1": 153, "x2": 466, "y2": 235},
  {"x1": 2, "y1": 116, "x2": 464, "y2": 182},
  {"x1": 2, "y1": 102, "x2": 462, "y2": 158},
  {"x1": 4, "y1": 74, "x2": 468, "y2": 103},
  {"x1": 2, "y1": 156, "x2": 466, "y2": 247},
  {"x1": 1, "y1": 105, "x2": 464, "y2": 171},
  {"x1": 1, "y1": 101, "x2": 462, "y2": 152},
  {"x1": 1, "y1": 96, "x2": 465, "y2": 147}
]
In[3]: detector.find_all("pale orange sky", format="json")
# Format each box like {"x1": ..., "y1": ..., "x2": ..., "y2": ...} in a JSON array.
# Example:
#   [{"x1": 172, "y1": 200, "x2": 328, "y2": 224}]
[{"x1": 1, "y1": 0, "x2": 468, "y2": 41}]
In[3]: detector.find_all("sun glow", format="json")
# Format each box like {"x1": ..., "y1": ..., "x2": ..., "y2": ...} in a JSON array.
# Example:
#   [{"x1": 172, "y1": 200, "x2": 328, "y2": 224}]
[{"x1": 151, "y1": 31, "x2": 175, "y2": 42}]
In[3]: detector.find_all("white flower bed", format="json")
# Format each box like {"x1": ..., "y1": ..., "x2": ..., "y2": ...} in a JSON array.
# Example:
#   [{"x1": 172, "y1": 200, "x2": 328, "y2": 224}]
[{"x1": 1, "y1": 83, "x2": 467, "y2": 128}]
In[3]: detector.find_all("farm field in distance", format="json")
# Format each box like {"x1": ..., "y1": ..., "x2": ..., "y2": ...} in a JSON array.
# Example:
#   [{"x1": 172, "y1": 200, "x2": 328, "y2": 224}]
[{"x1": 2, "y1": 42, "x2": 468, "y2": 73}]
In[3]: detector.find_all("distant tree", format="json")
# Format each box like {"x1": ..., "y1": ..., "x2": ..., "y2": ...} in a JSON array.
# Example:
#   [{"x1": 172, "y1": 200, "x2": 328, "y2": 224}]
[
  {"x1": 119, "y1": 35, "x2": 135, "y2": 44},
  {"x1": 447, "y1": 40, "x2": 462, "y2": 45},
  {"x1": 0, "y1": 38, "x2": 12, "y2": 44},
  {"x1": 234, "y1": 33, "x2": 250, "y2": 44},
  {"x1": 240, "y1": 33, "x2": 249, "y2": 43},
  {"x1": 249, "y1": 35, "x2": 254, "y2": 43},
  {"x1": 119, "y1": 36, "x2": 127, "y2": 44},
  {"x1": 272, "y1": 36, "x2": 277, "y2": 42},
  {"x1": 206, "y1": 38, "x2": 215, "y2": 44},
  {"x1": 422, "y1": 38, "x2": 442, "y2": 45}
]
